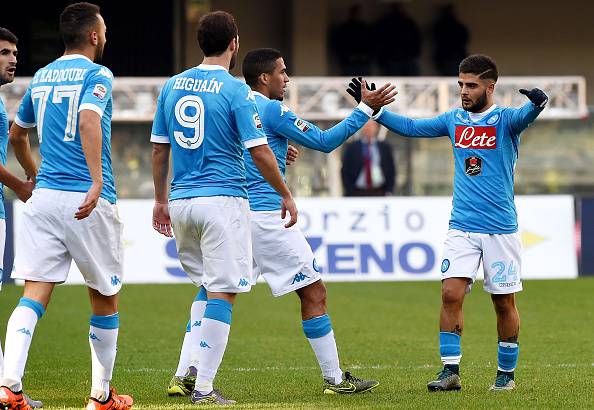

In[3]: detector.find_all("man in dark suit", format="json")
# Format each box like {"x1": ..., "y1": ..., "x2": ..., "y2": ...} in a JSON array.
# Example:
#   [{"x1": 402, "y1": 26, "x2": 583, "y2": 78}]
[{"x1": 341, "y1": 121, "x2": 396, "y2": 196}]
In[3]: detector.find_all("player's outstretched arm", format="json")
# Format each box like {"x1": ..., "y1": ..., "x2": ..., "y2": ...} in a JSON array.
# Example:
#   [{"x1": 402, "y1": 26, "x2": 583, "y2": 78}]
[
  {"x1": 75, "y1": 110, "x2": 103, "y2": 220},
  {"x1": 151, "y1": 142, "x2": 172, "y2": 237},
  {"x1": 346, "y1": 78, "x2": 448, "y2": 138},
  {"x1": 509, "y1": 88, "x2": 548, "y2": 133},
  {"x1": 9, "y1": 122, "x2": 37, "y2": 182},
  {"x1": 273, "y1": 81, "x2": 396, "y2": 154},
  {"x1": 248, "y1": 144, "x2": 298, "y2": 228}
]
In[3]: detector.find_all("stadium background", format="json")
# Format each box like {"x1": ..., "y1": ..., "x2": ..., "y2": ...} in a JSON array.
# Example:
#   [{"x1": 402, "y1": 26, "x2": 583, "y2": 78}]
[{"x1": 0, "y1": 1, "x2": 593, "y2": 408}]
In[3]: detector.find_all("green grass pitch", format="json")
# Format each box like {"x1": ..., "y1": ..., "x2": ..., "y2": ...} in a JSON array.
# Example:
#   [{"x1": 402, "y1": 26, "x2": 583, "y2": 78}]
[{"x1": 1, "y1": 279, "x2": 593, "y2": 409}]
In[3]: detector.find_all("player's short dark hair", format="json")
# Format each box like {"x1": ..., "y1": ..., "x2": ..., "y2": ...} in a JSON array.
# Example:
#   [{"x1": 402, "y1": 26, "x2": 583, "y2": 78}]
[
  {"x1": 459, "y1": 54, "x2": 498, "y2": 82},
  {"x1": 197, "y1": 11, "x2": 238, "y2": 57},
  {"x1": 242, "y1": 48, "x2": 283, "y2": 87},
  {"x1": 59, "y1": 2, "x2": 101, "y2": 49},
  {"x1": 0, "y1": 27, "x2": 18, "y2": 45}
]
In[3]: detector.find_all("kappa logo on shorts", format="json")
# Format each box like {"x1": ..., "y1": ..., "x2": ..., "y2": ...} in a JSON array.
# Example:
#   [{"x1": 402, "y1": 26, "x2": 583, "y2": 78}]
[
  {"x1": 192, "y1": 320, "x2": 201, "y2": 328},
  {"x1": 237, "y1": 278, "x2": 249, "y2": 287},
  {"x1": 200, "y1": 340, "x2": 211, "y2": 349},
  {"x1": 441, "y1": 259, "x2": 450, "y2": 273},
  {"x1": 111, "y1": 275, "x2": 121, "y2": 286},
  {"x1": 291, "y1": 272, "x2": 310, "y2": 285}
]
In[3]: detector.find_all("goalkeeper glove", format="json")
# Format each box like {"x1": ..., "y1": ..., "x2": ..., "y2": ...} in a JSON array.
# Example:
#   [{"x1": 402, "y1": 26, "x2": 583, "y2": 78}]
[
  {"x1": 519, "y1": 88, "x2": 548, "y2": 108},
  {"x1": 346, "y1": 77, "x2": 376, "y2": 103}
]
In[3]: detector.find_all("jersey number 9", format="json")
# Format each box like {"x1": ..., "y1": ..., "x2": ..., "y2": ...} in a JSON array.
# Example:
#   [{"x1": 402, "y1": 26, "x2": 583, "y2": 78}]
[{"x1": 174, "y1": 95, "x2": 205, "y2": 149}]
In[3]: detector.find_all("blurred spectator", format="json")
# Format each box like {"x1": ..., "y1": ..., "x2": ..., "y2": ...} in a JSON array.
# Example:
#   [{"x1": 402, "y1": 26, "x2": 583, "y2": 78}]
[
  {"x1": 375, "y1": 4, "x2": 421, "y2": 76},
  {"x1": 432, "y1": 4, "x2": 469, "y2": 76},
  {"x1": 341, "y1": 121, "x2": 396, "y2": 196},
  {"x1": 329, "y1": 4, "x2": 373, "y2": 76}
]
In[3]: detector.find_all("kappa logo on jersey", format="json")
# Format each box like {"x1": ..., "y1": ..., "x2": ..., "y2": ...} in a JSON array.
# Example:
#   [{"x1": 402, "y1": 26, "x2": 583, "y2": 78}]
[
  {"x1": 465, "y1": 156, "x2": 482, "y2": 176},
  {"x1": 455, "y1": 112, "x2": 471, "y2": 124},
  {"x1": 294, "y1": 118, "x2": 309, "y2": 132},
  {"x1": 455, "y1": 126, "x2": 497, "y2": 149},
  {"x1": 93, "y1": 84, "x2": 107, "y2": 100},
  {"x1": 280, "y1": 104, "x2": 290, "y2": 116},
  {"x1": 98, "y1": 67, "x2": 113, "y2": 79},
  {"x1": 253, "y1": 113, "x2": 262, "y2": 129},
  {"x1": 246, "y1": 89, "x2": 256, "y2": 102}
]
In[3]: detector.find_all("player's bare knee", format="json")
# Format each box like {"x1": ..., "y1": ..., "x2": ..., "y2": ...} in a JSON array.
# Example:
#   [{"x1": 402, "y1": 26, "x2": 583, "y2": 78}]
[
  {"x1": 441, "y1": 284, "x2": 465, "y2": 308},
  {"x1": 298, "y1": 280, "x2": 326, "y2": 310}
]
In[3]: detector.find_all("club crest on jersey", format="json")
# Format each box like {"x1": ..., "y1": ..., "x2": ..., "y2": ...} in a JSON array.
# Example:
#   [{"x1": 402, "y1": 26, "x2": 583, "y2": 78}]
[
  {"x1": 465, "y1": 156, "x2": 482, "y2": 176},
  {"x1": 294, "y1": 118, "x2": 309, "y2": 132},
  {"x1": 487, "y1": 114, "x2": 500, "y2": 125},
  {"x1": 253, "y1": 113, "x2": 262, "y2": 129},
  {"x1": 92, "y1": 84, "x2": 107, "y2": 100},
  {"x1": 455, "y1": 126, "x2": 496, "y2": 149}
]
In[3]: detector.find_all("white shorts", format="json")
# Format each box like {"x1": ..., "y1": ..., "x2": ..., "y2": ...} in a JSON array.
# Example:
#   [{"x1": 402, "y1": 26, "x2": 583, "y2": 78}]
[
  {"x1": 251, "y1": 210, "x2": 321, "y2": 297},
  {"x1": 169, "y1": 196, "x2": 252, "y2": 293},
  {"x1": 440, "y1": 229, "x2": 522, "y2": 294},
  {"x1": 12, "y1": 188, "x2": 124, "y2": 296},
  {"x1": 0, "y1": 218, "x2": 5, "y2": 291}
]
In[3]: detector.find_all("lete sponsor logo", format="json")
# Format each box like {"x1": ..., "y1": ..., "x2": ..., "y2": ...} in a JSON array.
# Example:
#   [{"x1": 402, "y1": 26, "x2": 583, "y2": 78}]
[{"x1": 455, "y1": 126, "x2": 496, "y2": 149}]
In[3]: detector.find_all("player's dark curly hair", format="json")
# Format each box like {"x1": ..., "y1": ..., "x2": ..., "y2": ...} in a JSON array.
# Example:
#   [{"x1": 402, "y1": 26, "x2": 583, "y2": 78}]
[
  {"x1": 59, "y1": 2, "x2": 101, "y2": 49},
  {"x1": 459, "y1": 54, "x2": 498, "y2": 82},
  {"x1": 0, "y1": 27, "x2": 18, "y2": 45},
  {"x1": 242, "y1": 48, "x2": 283, "y2": 87},
  {"x1": 197, "y1": 11, "x2": 238, "y2": 57}
]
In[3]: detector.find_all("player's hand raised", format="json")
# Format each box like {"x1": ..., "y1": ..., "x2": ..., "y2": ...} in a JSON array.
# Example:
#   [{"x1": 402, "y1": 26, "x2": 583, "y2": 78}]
[
  {"x1": 519, "y1": 88, "x2": 548, "y2": 108},
  {"x1": 152, "y1": 202, "x2": 173, "y2": 237},
  {"x1": 361, "y1": 79, "x2": 398, "y2": 112},
  {"x1": 281, "y1": 195, "x2": 298, "y2": 228},
  {"x1": 75, "y1": 181, "x2": 102, "y2": 220},
  {"x1": 346, "y1": 76, "x2": 374, "y2": 104},
  {"x1": 286, "y1": 145, "x2": 299, "y2": 166}
]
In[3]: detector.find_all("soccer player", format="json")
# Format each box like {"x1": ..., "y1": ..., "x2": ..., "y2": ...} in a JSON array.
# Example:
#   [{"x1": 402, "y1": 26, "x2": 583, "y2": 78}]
[
  {"x1": 151, "y1": 12, "x2": 298, "y2": 405},
  {"x1": 166, "y1": 48, "x2": 397, "y2": 396},
  {"x1": 0, "y1": 4, "x2": 133, "y2": 409},
  {"x1": 347, "y1": 55, "x2": 548, "y2": 391},
  {"x1": 0, "y1": 27, "x2": 43, "y2": 410}
]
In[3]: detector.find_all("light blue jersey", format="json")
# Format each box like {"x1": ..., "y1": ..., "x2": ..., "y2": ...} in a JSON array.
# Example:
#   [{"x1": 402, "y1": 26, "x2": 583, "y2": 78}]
[
  {"x1": 376, "y1": 102, "x2": 544, "y2": 234},
  {"x1": 151, "y1": 64, "x2": 267, "y2": 200},
  {"x1": 15, "y1": 54, "x2": 116, "y2": 203},
  {"x1": 245, "y1": 92, "x2": 373, "y2": 211},
  {"x1": 0, "y1": 97, "x2": 8, "y2": 219}
]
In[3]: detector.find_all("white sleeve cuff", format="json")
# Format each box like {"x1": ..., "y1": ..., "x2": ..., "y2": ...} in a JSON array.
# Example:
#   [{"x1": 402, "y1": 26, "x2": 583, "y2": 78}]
[
  {"x1": 14, "y1": 115, "x2": 36, "y2": 128},
  {"x1": 150, "y1": 134, "x2": 170, "y2": 144},
  {"x1": 79, "y1": 103, "x2": 103, "y2": 118},
  {"x1": 244, "y1": 136, "x2": 268, "y2": 149},
  {"x1": 356, "y1": 102, "x2": 374, "y2": 117},
  {"x1": 372, "y1": 107, "x2": 385, "y2": 121}
]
